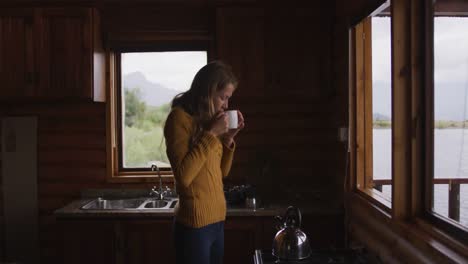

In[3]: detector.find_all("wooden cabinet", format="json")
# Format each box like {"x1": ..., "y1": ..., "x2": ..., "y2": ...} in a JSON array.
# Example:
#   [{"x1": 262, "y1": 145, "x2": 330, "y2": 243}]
[
  {"x1": 0, "y1": 8, "x2": 36, "y2": 99},
  {"x1": 224, "y1": 217, "x2": 265, "y2": 264},
  {"x1": 59, "y1": 217, "x2": 273, "y2": 264},
  {"x1": 37, "y1": 8, "x2": 104, "y2": 101},
  {"x1": 119, "y1": 218, "x2": 267, "y2": 264},
  {"x1": 120, "y1": 220, "x2": 176, "y2": 264},
  {"x1": 216, "y1": 6, "x2": 333, "y2": 99},
  {"x1": 59, "y1": 220, "x2": 116, "y2": 264},
  {"x1": 0, "y1": 7, "x2": 105, "y2": 102}
]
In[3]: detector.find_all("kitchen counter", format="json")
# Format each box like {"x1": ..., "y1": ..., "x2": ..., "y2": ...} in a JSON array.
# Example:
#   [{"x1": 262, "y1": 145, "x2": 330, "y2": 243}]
[
  {"x1": 54, "y1": 198, "x2": 288, "y2": 219},
  {"x1": 53, "y1": 190, "x2": 345, "y2": 264},
  {"x1": 54, "y1": 189, "x2": 342, "y2": 219},
  {"x1": 54, "y1": 198, "x2": 289, "y2": 264}
]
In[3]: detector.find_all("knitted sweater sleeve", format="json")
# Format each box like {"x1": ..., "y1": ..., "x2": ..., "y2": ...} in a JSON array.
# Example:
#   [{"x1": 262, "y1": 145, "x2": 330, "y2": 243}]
[
  {"x1": 164, "y1": 109, "x2": 218, "y2": 189},
  {"x1": 221, "y1": 142, "x2": 235, "y2": 178}
]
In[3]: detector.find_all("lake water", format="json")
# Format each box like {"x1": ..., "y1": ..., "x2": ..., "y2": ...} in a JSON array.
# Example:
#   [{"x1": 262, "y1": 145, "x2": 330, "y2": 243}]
[{"x1": 373, "y1": 129, "x2": 468, "y2": 227}]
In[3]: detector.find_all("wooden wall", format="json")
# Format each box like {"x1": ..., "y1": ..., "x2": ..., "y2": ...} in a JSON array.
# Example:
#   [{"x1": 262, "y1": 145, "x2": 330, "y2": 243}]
[
  {"x1": 0, "y1": 102, "x2": 162, "y2": 262},
  {"x1": 0, "y1": 126, "x2": 3, "y2": 260},
  {"x1": 0, "y1": 103, "x2": 103, "y2": 261},
  {"x1": 0, "y1": 0, "x2": 352, "y2": 262},
  {"x1": 214, "y1": 2, "x2": 346, "y2": 209}
]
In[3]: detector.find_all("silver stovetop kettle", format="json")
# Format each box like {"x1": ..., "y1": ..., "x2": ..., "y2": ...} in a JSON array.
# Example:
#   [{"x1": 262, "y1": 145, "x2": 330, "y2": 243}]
[{"x1": 272, "y1": 206, "x2": 311, "y2": 260}]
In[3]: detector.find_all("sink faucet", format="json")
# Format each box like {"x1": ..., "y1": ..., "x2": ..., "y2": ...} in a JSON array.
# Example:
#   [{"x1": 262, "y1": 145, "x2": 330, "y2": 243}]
[{"x1": 150, "y1": 164, "x2": 164, "y2": 200}]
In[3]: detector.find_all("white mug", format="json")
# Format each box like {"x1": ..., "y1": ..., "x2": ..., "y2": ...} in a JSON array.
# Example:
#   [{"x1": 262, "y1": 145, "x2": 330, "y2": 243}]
[{"x1": 226, "y1": 110, "x2": 238, "y2": 129}]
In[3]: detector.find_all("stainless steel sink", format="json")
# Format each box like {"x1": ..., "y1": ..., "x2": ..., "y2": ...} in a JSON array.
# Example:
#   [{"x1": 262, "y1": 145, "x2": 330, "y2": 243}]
[
  {"x1": 80, "y1": 197, "x2": 178, "y2": 210},
  {"x1": 81, "y1": 198, "x2": 146, "y2": 210},
  {"x1": 142, "y1": 200, "x2": 168, "y2": 209},
  {"x1": 141, "y1": 199, "x2": 179, "y2": 209}
]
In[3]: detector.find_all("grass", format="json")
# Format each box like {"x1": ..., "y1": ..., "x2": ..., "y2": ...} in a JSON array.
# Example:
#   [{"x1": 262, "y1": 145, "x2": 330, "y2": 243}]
[
  {"x1": 372, "y1": 120, "x2": 468, "y2": 129},
  {"x1": 373, "y1": 120, "x2": 391, "y2": 128}
]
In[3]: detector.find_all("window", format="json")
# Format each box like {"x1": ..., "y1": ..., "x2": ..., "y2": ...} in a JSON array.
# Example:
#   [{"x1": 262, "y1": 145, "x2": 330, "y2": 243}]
[
  {"x1": 353, "y1": 9, "x2": 392, "y2": 209},
  {"x1": 349, "y1": 0, "x2": 468, "y2": 255},
  {"x1": 107, "y1": 40, "x2": 211, "y2": 181},
  {"x1": 118, "y1": 52, "x2": 207, "y2": 171},
  {"x1": 430, "y1": 14, "x2": 468, "y2": 231}
]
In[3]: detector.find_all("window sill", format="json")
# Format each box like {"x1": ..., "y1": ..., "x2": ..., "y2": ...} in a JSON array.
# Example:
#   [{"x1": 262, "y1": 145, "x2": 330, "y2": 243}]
[
  {"x1": 357, "y1": 187, "x2": 392, "y2": 211},
  {"x1": 347, "y1": 192, "x2": 468, "y2": 263},
  {"x1": 411, "y1": 217, "x2": 468, "y2": 261},
  {"x1": 107, "y1": 173, "x2": 174, "y2": 184}
]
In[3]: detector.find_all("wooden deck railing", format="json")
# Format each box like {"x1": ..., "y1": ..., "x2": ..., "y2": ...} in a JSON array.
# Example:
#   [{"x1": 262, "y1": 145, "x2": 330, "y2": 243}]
[{"x1": 373, "y1": 178, "x2": 468, "y2": 222}]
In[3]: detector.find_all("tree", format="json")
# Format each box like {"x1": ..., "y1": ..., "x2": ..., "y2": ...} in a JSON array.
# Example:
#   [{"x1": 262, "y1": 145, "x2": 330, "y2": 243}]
[{"x1": 124, "y1": 87, "x2": 147, "y2": 127}]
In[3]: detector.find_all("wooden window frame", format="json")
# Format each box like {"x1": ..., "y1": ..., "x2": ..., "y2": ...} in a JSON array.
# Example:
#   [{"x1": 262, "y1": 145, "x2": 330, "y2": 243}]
[
  {"x1": 105, "y1": 32, "x2": 214, "y2": 183},
  {"x1": 352, "y1": 0, "x2": 438, "y2": 218},
  {"x1": 348, "y1": 0, "x2": 468, "y2": 260},
  {"x1": 423, "y1": 7, "x2": 468, "y2": 245},
  {"x1": 354, "y1": 16, "x2": 392, "y2": 211}
]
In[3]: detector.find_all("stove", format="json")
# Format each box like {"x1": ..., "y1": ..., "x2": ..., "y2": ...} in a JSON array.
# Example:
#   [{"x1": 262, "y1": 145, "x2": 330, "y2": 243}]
[{"x1": 253, "y1": 249, "x2": 370, "y2": 264}]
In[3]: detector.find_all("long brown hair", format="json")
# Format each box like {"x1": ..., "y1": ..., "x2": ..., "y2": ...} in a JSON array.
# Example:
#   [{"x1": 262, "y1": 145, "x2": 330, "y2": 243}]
[{"x1": 171, "y1": 60, "x2": 238, "y2": 130}]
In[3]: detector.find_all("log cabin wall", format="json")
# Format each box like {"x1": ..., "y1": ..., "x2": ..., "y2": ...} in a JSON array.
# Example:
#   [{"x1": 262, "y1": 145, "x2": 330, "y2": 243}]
[
  {"x1": 0, "y1": 103, "x2": 110, "y2": 262},
  {"x1": 213, "y1": 1, "x2": 343, "y2": 209},
  {"x1": 0, "y1": 0, "x2": 348, "y2": 262},
  {"x1": 0, "y1": 128, "x2": 3, "y2": 260}
]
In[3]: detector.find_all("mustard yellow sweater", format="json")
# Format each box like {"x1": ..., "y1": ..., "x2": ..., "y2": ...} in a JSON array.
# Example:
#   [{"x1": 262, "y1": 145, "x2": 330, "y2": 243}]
[{"x1": 164, "y1": 107, "x2": 235, "y2": 228}]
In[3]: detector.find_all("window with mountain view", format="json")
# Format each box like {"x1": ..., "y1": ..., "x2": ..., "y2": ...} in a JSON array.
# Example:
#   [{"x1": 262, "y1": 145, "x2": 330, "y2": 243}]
[{"x1": 119, "y1": 51, "x2": 208, "y2": 169}]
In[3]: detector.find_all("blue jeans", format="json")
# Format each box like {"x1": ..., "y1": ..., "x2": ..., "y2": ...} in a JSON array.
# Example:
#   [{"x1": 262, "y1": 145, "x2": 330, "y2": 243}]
[{"x1": 174, "y1": 220, "x2": 224, "y2": 264}]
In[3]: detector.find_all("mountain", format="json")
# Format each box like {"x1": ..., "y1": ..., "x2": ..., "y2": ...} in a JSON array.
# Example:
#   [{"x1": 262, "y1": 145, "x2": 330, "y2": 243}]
[
  {"x1": 123, "y1": 72, "x2": 181, "y2": 107},
  {"x1": 373, "y1": 113, "x2": 390, "y2": 121}
]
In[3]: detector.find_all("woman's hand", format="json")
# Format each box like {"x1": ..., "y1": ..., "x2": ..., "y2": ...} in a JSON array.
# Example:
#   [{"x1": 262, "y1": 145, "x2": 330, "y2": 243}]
[
  {"x1": 207, "y1": 111, "x2": 229, "y2": 136},
  {"x1": 222, "y1": 110, "x2": 245, "y2": 147}
]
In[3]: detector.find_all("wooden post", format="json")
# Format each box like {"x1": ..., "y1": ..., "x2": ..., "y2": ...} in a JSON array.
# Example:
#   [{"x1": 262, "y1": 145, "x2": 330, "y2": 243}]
[
  {"x1": 448, "y1": 182, "x2": 460, "y2": 222},
  {"x1": 374, "y1": 184, "x2": 383, "y2": 192},
  {"x1": 392, "y1": 0, "x2": 413, "y2": 220},
  {"x1": 355, "y1": 21, "x2": 365, "y2": 191}
]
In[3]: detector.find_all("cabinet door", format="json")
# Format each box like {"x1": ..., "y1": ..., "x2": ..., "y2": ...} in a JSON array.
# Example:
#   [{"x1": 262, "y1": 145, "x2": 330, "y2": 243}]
[
  {"x1": 224, "y1": 217, "x2": 263, "y2": 264},
  {"x1": 0, "y1": 8, "x2": 36, "y2": 99},
  {"x1": 121, "y1": 219, "x2": 176, "y2": 264},
  {"x1": 37, "y1": 8, "x2": 93, "y2": 99},
  {"x1": 60, "y1": 220, "x2": 116, "y2": 264}
]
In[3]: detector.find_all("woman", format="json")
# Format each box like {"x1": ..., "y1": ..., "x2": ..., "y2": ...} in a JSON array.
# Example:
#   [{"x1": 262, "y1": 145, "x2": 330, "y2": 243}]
[{"x1": 164, "y1": 61, "x2": 245, "y2": 264}]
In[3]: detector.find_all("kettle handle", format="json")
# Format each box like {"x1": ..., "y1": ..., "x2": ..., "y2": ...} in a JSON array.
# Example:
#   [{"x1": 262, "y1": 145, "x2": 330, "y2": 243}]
[
  {"x1": 284, "y1": 206, "x2": 302, "y2": 228},
  {"x1": 274, "y1": 215, "x2": 283, "y2": 230}
]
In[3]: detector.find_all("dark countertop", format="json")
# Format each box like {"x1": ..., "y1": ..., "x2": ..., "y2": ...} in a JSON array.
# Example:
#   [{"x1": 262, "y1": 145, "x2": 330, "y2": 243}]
[
  {"x1": 54, "y1": 198, "x2": 288, "y2": 219},
  {"x1": 54, "y1": 189, "x2": 342, "y2": 219},
  {"x1": 254, "y1": 249, "x2": 375, "y2": 264}
]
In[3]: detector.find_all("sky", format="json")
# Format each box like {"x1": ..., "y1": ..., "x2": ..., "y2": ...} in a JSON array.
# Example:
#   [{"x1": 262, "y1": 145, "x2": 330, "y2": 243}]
[
  {"x1": 372, "y1": 16, "x2": 468, "y2": 120},
  {"x1": 372, "y1": 17, "x2": 468, "y2": 84},
  {"x1": 120, "y1": 18, "x2": 468, "y2": 121},
  {"x1": 122, "y1": 51, "x2": 208, "y2": 92}
]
